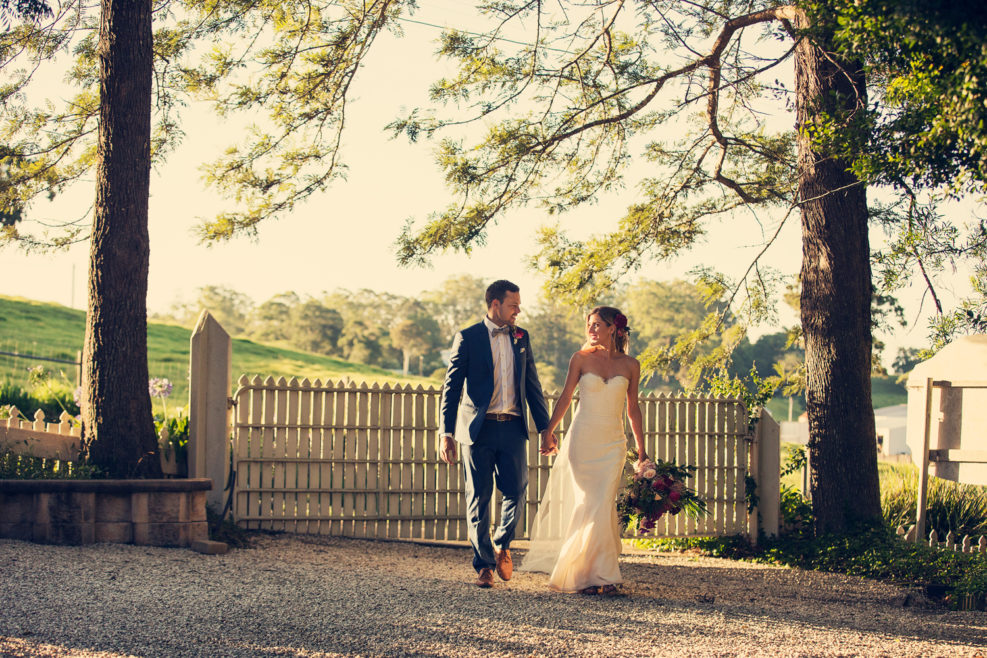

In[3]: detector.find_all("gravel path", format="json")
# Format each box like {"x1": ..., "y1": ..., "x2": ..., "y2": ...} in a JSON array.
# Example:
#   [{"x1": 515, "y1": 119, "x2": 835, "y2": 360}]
[{"x1": 1, "y1": 534, "x2": 985, "y2": 657}]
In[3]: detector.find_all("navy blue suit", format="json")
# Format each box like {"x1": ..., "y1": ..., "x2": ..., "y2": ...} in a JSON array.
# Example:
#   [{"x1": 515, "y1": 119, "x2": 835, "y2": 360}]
[{"x1": 440, "y1": 321, "x2": 551, "y2": 572}]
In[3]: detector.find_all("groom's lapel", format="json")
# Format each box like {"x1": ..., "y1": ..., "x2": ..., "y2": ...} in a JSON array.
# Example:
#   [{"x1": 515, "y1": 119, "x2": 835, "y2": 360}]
[
  {"x1": 477, "y1": 323, "x2": 494, "y2": 374},
  {"x1": 512, "y1": 329, "x2": 523, "y2": 385}
]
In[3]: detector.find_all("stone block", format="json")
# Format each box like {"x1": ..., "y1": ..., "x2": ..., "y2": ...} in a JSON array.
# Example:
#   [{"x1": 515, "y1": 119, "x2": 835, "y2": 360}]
[
  {"x1": 46, "y1": 492, "x2": 95, "y2": 525},
  {"x1": 31, "y1": 520, "x2": 49, "y2": 543},
  {"x1": 0, "y1": 521, "x2": 33, "y2": 540},
  {"x1": 132, "y1": 521, "x2": 148, "y2": 545},
  {"x1": 147, "y1": 492, "x2": 186, "y2": 524},
  {"x1": 137, "y1": 522, "x2": 189, "y2": 547},
  {"x1": 96, "y1": 494, "x2": 131, "y2": 523},
  {"x1": 131, "y1": 493, "x2": 149, "y2": 524},
  {"x1": 189, "y1": 520, "x2": 208, "y2": 542},
  {"x1": 33, "y1": 493, "x2": 50, "y2": 525},
  {"x1": 95, "y1": 521, "x2": 133, "y2": 543},
  {"x1": 47, "y1": 522, "x2": 94, "y2": 545},
  {"x1": 0, "y1": 493, "x2": 35, "y2": 523},
  {"x1": 191, "y1": 539, "x2": 228, "y2": 555},
  {"x1": 190, "y1": 491, "x2": 208, "y2": 522}
]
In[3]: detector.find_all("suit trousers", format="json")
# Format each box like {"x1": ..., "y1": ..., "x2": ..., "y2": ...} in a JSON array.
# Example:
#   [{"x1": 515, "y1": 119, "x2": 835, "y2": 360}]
[{"x1": 461, "y1": 417, "x2": 528, "y2": 573}]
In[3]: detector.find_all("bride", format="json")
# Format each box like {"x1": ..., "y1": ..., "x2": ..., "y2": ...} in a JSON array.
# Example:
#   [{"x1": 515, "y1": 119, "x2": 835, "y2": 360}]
[{"x1": 522, "y1": 306, "x2": 648, "y2": 595}]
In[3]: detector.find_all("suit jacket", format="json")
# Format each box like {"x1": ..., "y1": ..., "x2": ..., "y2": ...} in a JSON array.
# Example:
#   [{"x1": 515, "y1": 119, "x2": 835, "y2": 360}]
[{"x1": 440, "y1": 321, "x2": 551, "y2": 445}]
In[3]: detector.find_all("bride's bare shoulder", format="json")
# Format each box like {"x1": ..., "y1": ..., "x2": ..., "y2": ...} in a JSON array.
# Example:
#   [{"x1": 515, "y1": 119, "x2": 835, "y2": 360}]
[{"x1": 620, "y1": 354, "x2": 641, "y2": 372}]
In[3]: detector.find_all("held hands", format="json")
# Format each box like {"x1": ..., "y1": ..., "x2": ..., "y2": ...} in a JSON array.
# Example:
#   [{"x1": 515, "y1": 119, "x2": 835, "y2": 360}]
[
  {"x1": 539, "y1": 430, "x2": 559, "y2": 456},
  {"x1": 439, "y1": 435, "x2": 458, "y2": 465}
]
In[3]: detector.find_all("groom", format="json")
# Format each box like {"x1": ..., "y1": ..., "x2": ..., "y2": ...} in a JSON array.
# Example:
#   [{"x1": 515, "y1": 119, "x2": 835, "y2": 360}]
[{"x1": 439, "y1": 279, "x2": 553, "y2": 588}]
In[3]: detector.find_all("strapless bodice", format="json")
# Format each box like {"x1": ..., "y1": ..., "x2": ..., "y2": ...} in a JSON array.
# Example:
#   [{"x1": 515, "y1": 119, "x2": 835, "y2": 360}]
[{"x1": 573, "y1": 372, "x2": 628, "y2": 425}]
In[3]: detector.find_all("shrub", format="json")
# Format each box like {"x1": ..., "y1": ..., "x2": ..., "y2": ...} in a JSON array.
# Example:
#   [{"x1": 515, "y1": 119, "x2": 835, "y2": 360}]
[
  {"x1": 155, "y1": 411, "x2": 189, "y2": 467},
  {"x1": 647, "y1": 526, "x2": 987, "y2": 608},
  {"x1": 881, "y1": 462, "x2": 987, "y2": 538},
  {"x1": 779, "y1": 485, "x2": 814, "y2": 538},
  {"x1": 0, "y1": 450, "x2": 101, "y2": 479},
  {"x1": 0, "y1": 377, "x2": 79, "y2": 421}
]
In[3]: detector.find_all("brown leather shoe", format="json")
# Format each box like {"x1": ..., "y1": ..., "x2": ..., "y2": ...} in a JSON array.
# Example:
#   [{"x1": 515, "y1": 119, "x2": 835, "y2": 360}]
[
  {"x1": 475, "y1": 568, "x2": 495, "y2": 588},
  {"x1": 494, "y1": 547, "x2": 513, "y2": 581}
]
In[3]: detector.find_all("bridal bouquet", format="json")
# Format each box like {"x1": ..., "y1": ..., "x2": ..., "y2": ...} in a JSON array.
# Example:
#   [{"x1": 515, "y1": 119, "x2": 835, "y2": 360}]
[{"x1": 617, "y1": 456, "x2": 708, "y2": 534}]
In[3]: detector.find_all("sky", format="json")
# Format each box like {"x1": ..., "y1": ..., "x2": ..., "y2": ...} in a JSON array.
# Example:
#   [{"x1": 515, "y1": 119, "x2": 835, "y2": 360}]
[{"x1": 0, "y1": 3, "x2": 979, "y2": 366}]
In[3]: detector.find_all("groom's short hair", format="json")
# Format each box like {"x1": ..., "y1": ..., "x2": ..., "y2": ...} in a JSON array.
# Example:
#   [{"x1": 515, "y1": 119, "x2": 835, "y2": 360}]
[{"x1": 486, "y1": 279, "x2": 519, "y2": 307}]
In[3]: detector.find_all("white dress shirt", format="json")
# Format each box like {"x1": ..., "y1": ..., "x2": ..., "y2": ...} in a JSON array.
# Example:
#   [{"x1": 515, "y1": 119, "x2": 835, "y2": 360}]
[{"x1": 483, "y1": 316, "x2": 520, "y2": 416}]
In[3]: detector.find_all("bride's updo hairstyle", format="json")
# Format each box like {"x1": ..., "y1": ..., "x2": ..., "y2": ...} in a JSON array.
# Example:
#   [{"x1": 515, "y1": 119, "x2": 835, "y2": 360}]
[{"x1": 587, "y1": 306, "x2": 631, "y2": 354}]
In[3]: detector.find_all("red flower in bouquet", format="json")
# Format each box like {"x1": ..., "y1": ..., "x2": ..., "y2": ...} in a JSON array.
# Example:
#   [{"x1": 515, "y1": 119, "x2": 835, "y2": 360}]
[{"x1": 616, "y1": 456, "x2": 708, "y2": 535}]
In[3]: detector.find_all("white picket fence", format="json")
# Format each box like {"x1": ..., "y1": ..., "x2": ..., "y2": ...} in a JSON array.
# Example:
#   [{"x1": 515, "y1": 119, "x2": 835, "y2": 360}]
[
  {"x1": 0, "y1": 407, "x2": 81, "y2": 461},
  {"x1": 231, "y1": 375, "x2": 770, "y2": 543},
  {"x1": 896, "y1": 524, "x2": 987, "y2": 554}
]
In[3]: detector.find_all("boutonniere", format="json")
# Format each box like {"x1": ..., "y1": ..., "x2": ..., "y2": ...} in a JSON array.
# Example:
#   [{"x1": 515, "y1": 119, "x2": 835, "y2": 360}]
[{"x1": 512, "y1": 328, "x2": 525, "y2": 345}]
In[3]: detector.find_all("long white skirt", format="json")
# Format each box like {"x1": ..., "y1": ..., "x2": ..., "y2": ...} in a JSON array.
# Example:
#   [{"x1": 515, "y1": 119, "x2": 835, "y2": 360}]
[{"x1": 522, "y1": 410, "x2": 626, "y2": 592}]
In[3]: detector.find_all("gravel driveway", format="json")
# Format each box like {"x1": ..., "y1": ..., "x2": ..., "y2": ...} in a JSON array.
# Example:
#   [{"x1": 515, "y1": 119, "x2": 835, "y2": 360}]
[{"x1": 1, "y1": 534, "x2": 985, "y2": 657}]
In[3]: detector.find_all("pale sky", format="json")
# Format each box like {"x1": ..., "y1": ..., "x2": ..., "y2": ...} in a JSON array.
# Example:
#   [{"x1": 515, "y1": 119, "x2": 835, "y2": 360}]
[{"x1": 0, "y1": 3, "x2": 976, "y2": 364}]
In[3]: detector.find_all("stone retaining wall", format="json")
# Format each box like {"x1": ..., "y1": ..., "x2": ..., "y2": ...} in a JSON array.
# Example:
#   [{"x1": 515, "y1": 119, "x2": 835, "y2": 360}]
[{"x1": 0, "y1": 479, "x2": 212, "y2": 547}]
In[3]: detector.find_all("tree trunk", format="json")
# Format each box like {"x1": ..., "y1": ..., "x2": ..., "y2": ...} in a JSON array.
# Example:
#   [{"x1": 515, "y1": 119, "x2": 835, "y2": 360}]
[
  {"x1": 83, "y1": 0, "x2": 160, "y2": 478},
  {"x1": 794, "y1": 15, "x2": 882, "y2": 534}
]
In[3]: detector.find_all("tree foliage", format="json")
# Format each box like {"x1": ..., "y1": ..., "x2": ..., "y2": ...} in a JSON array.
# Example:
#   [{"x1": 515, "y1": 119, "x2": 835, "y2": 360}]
[
  {"x1": 389, "y1": 302, "x2": 441, "y2": 376},
  {"x1": 818, "y1": 0, "x2": 987, "y2": 194},
  {"x1": 0, "y1": 0, "x2": 416, "y2": 248},
  {"x1": 385, "y1": 0, "x2": 926, "y2": 534},
  {"x1": 0, "y1": 0, "x2": 51, "y2": 29},
  {"x1": 420, "y1": 273, "x2": 488, "y2": 337}
]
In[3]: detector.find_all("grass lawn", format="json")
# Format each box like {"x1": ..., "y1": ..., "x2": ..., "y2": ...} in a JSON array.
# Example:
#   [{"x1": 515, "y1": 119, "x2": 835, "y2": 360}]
[
  {"x1": 0, "y1": 295, "x2": 439, "y2": 416},
  {"x1": 765, "y1": 375, "x2": 906, "y2": 421}
]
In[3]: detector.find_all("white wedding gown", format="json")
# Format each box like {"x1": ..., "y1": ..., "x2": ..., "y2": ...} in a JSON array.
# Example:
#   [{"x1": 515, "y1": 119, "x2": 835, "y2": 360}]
[{"x1": 522, "y1": 372, "x2": 628, "y2": 591}]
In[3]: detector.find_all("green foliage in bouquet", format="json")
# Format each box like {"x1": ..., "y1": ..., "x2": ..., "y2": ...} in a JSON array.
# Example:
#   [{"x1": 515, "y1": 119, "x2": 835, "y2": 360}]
[{"x1": 617, "y1": 454, "x2": 708, "y2": 534}]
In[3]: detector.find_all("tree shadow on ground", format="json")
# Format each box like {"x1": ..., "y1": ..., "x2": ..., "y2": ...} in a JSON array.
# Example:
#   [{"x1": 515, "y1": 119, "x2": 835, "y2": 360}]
[{"x1": 1, "y1": 535, "x2": 985, "y2": 657}]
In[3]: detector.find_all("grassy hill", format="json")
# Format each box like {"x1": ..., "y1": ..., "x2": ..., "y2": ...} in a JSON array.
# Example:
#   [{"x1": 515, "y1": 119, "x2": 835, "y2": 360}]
[
  {"x1": 0, "y1": 295, "x2": 439, "y2": 414},
  {"x1": 764, "y1": 373, "x2": 906, "y2": 421}
]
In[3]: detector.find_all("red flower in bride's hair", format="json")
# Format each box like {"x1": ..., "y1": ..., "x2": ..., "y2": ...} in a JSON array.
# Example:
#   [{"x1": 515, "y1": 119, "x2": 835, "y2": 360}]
[{"x1": 613, "y1": 313, "x2": 630, "y2": 335}]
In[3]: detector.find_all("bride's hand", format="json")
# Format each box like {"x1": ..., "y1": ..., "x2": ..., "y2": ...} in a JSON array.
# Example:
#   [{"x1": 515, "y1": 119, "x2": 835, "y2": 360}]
[{"x1": 634, "y1": 454, "x2": 650, "y2": 473}]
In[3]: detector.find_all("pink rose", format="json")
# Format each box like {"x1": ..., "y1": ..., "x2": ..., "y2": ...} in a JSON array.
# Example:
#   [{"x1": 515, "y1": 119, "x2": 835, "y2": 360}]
[
  {"x1": 642, "y1": 468, "x2": 657, "y2": 479},
  {"x1": 635, "y1": 459, "x2": 656, "y2": 476}
]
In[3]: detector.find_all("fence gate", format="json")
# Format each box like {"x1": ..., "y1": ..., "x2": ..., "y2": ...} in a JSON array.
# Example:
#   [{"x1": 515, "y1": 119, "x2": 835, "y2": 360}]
[{"x1": 231, "y1": 375, "x2": 752, "y2": 542}]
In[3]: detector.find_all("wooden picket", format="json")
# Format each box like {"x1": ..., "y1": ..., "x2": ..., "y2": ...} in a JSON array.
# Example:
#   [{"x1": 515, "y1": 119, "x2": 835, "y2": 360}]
[
  {"x1": 896, "y1": 524, "x2": 987, "y2": 555},
  {"x1": 231, "y1": 377, "x2": 752, "y2": 541}
]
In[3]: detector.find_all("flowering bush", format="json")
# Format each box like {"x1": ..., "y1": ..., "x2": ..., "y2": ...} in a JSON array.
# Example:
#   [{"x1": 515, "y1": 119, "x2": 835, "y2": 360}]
[{"x1": 617, "y1": 457, "x2": 708, "y2": 534}]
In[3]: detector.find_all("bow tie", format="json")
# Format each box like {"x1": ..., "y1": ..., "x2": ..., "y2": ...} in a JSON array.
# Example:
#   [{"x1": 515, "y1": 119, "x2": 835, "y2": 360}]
[{"x1": 491, "y1": 325, "x2": 511, "y2": 336}]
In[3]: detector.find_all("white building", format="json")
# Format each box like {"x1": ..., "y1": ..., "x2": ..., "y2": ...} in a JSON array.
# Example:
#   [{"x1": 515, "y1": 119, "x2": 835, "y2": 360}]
[
  {"x1": 779, "y1": 403, "x2": 909, "y2": 456},
  {"x1": 874, "y1": 403, "x2": 908, "y2": 456}
]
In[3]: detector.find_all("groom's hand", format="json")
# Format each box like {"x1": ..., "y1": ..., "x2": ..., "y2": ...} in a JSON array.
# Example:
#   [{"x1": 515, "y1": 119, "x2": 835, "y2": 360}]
[
  {"x1": 439, "y1": 435, "x2": 458, "y2": 464},
  {"x1": 538, "y1": 431, "x2": 558, "y2": 456}
]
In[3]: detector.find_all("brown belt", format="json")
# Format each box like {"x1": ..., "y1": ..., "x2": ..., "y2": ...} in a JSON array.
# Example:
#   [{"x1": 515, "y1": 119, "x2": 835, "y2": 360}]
[{"x1": 485, "y1": 412, "x2": 521, "y2": 422}]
